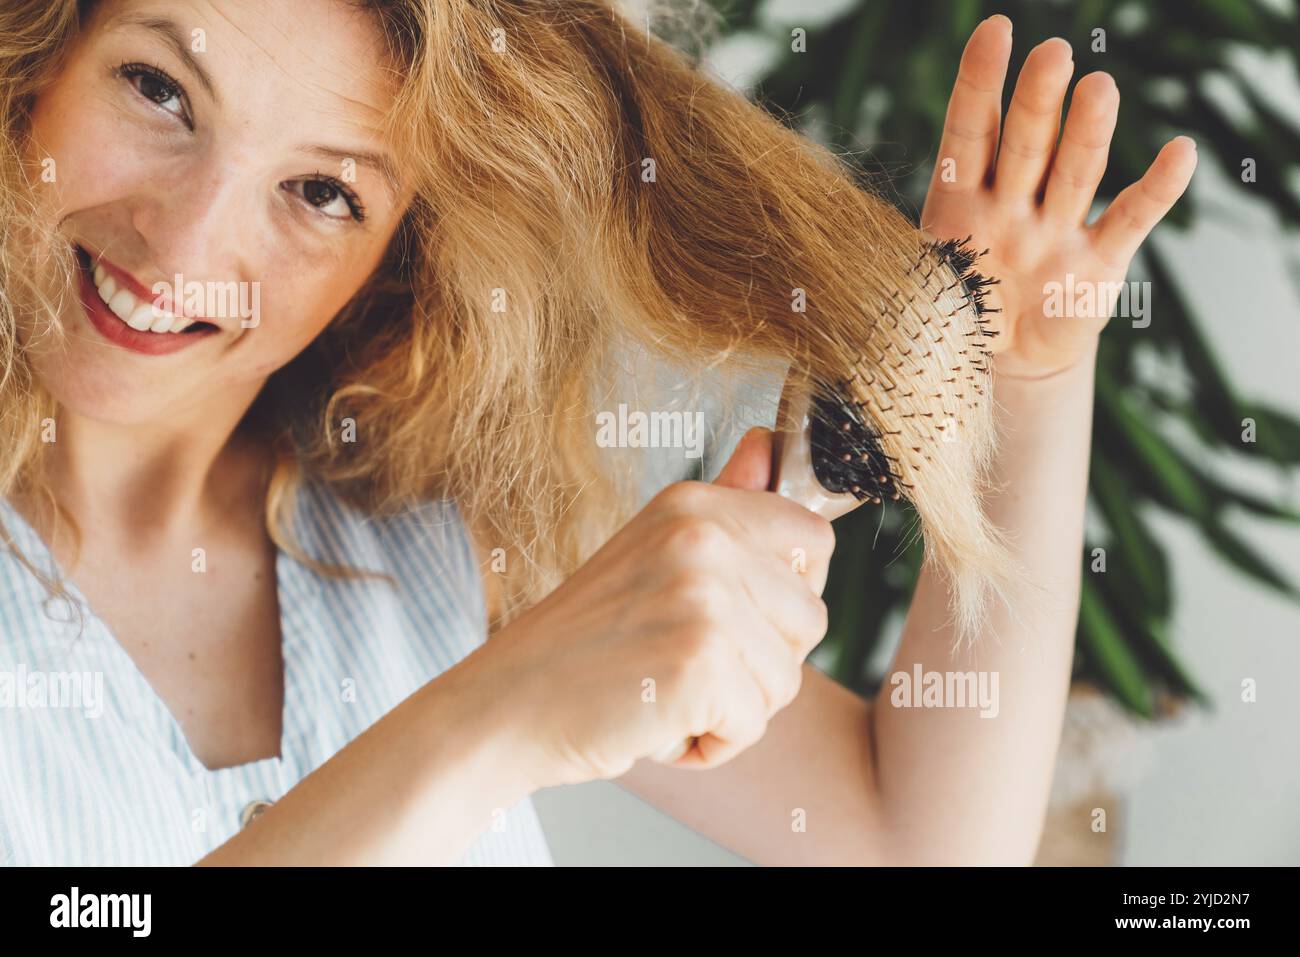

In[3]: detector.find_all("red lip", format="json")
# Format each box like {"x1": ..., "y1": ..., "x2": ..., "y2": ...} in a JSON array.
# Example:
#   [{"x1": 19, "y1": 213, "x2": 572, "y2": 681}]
[
  {"x1": 80, "y1": 246, "x2": 210, "y2": 322},
  {"x1": 76, "y1": 255, "x2": 218, "y2": 357}
]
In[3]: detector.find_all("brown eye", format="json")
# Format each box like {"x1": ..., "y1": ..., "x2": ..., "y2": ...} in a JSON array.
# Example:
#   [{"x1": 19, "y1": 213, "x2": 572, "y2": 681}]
[
  {"x1": 137, "y1": 72, "x2": 177, "y2": 105},
  {"x1": 287, "y1": 176, "x2": 367, "y2": 223},
  {"x1": 119, "y1": 63, "x2": 189, "y2": 126},
  {"x1": 303, "y1": 180, "x2": 339, "y2": 208}
]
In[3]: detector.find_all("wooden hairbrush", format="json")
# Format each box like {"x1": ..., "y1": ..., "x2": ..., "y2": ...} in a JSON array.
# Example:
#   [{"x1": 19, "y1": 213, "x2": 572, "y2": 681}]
[{"x1": 655, "y1": 235, "x2": 1001, "y2": 764}]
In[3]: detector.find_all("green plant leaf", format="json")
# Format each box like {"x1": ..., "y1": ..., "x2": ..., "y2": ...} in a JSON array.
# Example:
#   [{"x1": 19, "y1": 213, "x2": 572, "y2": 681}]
[
  {"x1": 1089, "y1": 559, "x2": 1210, "y2": 706},
  {"x1": 829, "y1": 2, "x2": 887, "y2": 148},
  {"x1": 1079, "y1": 576, "x2": 1155, "y2": 718},
  {"x1": 1096, "y1": 377, "x2": 1212, "y2": 522},
  {"x1": 1142, "y1": 618, "x2": 1212, "y2": 708},
  {"x1": 1090, "y1": 456, "x2": 1172, "y2": 614},
  {"x1": 1187, "y1": 0, "x2": 1269, "y2": 41},
  {"x1": 1202, "y1": 472, "x2": 1300, "y2": 523},
  {"x1": 1200, "y1": 520, "x2": 1300, "y2": 599},
  {"x1": 1143, "y1": 249, "x2": 1251, "y2": 443},
  {"x1": 1239, "y1": 403, "x2": 1300, "y2": 465}
]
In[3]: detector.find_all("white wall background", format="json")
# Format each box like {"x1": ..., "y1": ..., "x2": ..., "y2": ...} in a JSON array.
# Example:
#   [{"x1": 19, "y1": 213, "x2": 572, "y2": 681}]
[{"x1": 531, "y1": 11, "x2": 1300, "y2": 866}]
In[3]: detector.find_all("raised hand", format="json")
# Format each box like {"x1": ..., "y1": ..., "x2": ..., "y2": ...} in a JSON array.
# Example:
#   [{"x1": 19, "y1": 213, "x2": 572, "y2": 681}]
[{"x1": 921, "y1": 15, "x2": 1197, "y2": 379}]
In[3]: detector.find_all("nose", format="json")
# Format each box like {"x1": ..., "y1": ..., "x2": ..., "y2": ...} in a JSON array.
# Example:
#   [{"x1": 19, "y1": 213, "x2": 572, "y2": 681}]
[{"x1": 128, "y1": 151, "x2": 255, "y2": 290}]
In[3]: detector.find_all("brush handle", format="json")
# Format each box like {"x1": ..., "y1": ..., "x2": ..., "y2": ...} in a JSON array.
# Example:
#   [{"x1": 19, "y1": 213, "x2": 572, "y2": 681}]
[
  {"x1": 651, "y1": 377, "x2": 864, "y2": 764},
  {"x1": 768, "y1": 382, "x2": 866, "y2": 522}
]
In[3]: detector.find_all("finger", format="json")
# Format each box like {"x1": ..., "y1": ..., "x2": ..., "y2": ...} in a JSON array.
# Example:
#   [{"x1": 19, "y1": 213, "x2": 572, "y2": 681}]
[
  {"x1": 669, "y1": 482, "x2": 835, "y2": 595},
  {"x1": 993, "y1": 37, "x2": 1074, "y2": 201},
  {"x1": 733, "y1": 548, "x2": 829, "y2": 657},
  {"x1": 712, "y1": 427, "x2": 773, "y2": 491},
  {"x1": 727, "y1": 597, "x2": 806, "y2": 714},
  {"x1": 710, "y1": 429, "x2": 832, "y2": 593},
  {"x1": 1041, "y1": 71, "x2": 1120, "y2": 224},
  {"x1": 724, "y1": 492, "x2": 835, "y2": 596},
  {"x1": 676, "y1": 650, "x2": 770, "y2": 769},
  {"x1": 715, "y1": 427, "x2": 834, "y2": 595},
  {"x1": 1091, "y1": 136, "x2": 1197, "y2": 268},
  {"x1": 928, "y1": 14, "x2": 1014, "y2": 197},
  {"x1": 654, "y1": 616, "x2": 783, "y2": 768}
]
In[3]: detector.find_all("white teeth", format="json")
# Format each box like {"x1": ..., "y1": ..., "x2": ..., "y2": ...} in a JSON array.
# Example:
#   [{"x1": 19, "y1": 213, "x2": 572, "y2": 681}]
[
  {"x1": 126, "y1": 304, "x2": 155, "y2": 331},
  {"x1": 147, "y1": 309, "x2": 175, "y2": 333},
  {"x1": 90, "y1": 264, "x2": 194, "y2": 334},
  {"x1": 108, "y1": 289, "x2": 136, "y2": 321}
]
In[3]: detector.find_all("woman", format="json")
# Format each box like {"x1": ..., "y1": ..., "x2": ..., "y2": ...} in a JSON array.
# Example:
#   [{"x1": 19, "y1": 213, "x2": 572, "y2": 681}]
[{"x1": 0, "y1": 0, "x2": 1194, "y2": 866}]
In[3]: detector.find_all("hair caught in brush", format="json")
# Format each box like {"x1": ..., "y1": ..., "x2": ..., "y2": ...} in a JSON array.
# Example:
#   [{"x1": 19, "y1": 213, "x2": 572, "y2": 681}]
[{"x1": 802, "y1": 236, "x2": 1025, "y2": 648}]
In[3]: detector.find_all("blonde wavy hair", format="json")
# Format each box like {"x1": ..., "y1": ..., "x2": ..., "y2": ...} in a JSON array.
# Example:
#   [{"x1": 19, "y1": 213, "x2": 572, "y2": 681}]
[{"x1": 0, "y1": 0, "x2": 1017, "y2": 643}]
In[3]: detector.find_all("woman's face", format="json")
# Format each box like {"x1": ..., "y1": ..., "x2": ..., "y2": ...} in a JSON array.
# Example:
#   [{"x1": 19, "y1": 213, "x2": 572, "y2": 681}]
[{"x1": 24, "y1": 0, "x2": 411, "y2": 426}]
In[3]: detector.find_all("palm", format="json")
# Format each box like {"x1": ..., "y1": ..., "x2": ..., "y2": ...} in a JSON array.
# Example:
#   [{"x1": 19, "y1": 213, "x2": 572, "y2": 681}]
[{"x1": 920, "y1": 16, "x2": 1196, "y2": 379}]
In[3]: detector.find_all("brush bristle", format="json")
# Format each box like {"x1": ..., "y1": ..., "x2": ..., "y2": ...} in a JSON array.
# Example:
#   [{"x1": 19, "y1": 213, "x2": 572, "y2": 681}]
[
  {"x1": 807, "y1": 235, "x2": 1001, "y2": 511},
  {"x1": 809, "y1": 390, "x2": 898, "y2": 506}
]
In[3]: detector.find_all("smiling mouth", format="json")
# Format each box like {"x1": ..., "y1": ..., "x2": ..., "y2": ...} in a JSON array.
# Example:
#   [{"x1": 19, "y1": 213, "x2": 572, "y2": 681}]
[
  {"x1": 73, "y1": 245, "x2": 222, "y2": 356},
  {"x1": 73, "y1": 245, "x2": 219, "y2": 336}
]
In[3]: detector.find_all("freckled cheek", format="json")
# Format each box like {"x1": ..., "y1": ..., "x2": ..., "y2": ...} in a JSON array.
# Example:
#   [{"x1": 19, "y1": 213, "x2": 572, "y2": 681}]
[{"x1": 29, "y1": 88, "x2": 155, "y2": 214}]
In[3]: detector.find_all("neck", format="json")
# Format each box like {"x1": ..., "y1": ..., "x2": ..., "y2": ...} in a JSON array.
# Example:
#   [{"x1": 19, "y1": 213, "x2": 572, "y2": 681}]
[{"x1": 32, "y1": 381, "x2": 270, "y2": 551}]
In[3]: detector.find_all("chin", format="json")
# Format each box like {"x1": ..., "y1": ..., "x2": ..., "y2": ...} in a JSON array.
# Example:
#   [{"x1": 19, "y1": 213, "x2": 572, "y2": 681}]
[
  {"x1": 20, "y1": 280, "x2": 217, "y2": 427},
  {"x1": 24, "y1": 328, "x2": 180, "y2": 431},
  {"x1": 32, "y1": 357, "x2": 178, "y2": 428}
]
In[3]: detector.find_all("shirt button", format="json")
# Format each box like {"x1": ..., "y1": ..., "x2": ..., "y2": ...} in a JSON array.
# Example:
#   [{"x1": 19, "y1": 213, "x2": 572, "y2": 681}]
[{"x1": 240, "y1": 800, "x2": 274, "y2": 829}]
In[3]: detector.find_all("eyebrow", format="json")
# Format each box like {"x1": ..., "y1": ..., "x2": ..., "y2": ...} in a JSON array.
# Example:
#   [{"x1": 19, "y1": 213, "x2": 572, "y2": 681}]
[
  {"x1": 106, "y1": 12, "x2": 220, "y2": 105},
  {"x1": 299, "y1": 145, "x2": 402, "y2": 203}
]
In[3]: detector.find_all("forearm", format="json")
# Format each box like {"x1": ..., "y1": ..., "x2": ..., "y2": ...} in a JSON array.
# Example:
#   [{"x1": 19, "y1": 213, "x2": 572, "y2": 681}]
[
  {"x1": 868, "y1": 343, "x2": 1098, "y2": 865},
  {"x1": 197, "y1": 650, "x2": 539, "y2": 866}
]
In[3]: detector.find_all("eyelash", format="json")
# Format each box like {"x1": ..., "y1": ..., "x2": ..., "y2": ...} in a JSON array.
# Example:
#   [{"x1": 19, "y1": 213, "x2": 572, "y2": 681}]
[
  {"x1": 117, "y1": 61, "x2": 190, "y2": 126},
  {"x1": 303, "y1": 171, "x2": 369, "y2": 223},
  {"x1": 114, "y1": 61, "x2": 368, "y2": 225}
]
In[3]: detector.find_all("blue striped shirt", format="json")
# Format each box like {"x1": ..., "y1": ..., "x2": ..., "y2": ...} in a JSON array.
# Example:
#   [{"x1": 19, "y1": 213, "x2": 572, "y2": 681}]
[{"x1": 0, "y1": 480, "x2": 553, "y2": 866}]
